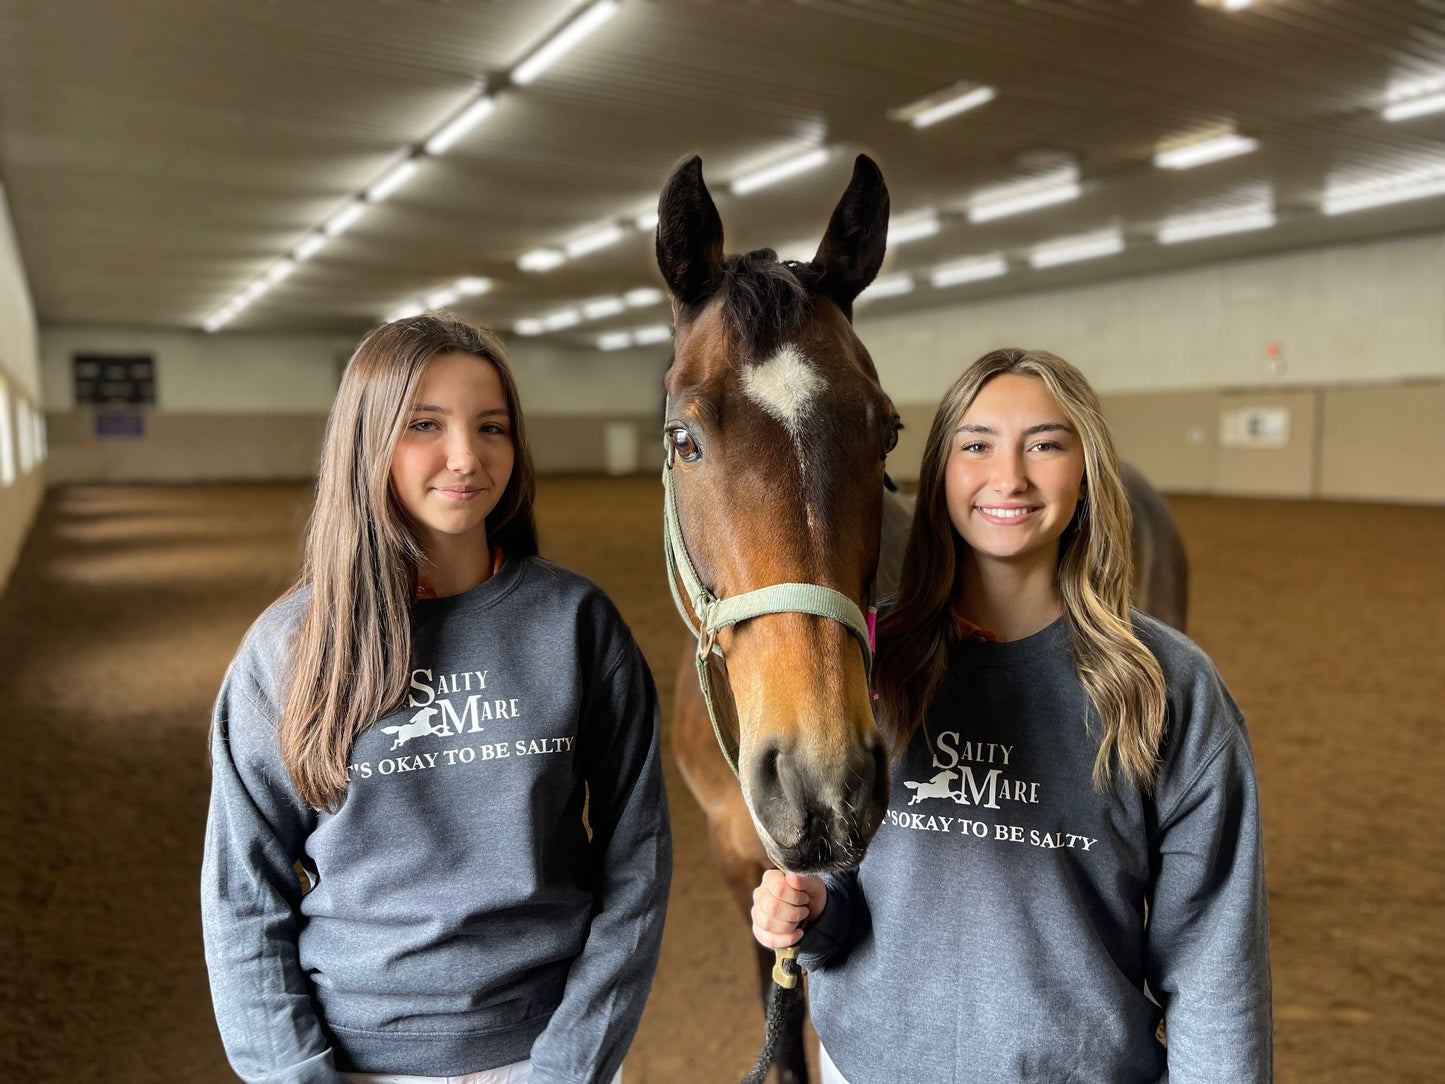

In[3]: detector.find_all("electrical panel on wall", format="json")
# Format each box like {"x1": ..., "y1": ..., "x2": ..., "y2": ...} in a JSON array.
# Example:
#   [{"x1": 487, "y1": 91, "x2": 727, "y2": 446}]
[{"x1": 1219, "y1": 406, "x2": 1290, "y2": 449}]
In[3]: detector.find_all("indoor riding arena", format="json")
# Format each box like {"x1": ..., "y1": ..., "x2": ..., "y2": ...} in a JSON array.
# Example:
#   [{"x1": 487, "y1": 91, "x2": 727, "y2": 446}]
[{"x1": 2, "y1": 4, "x2": 1442, "y2": 1084}]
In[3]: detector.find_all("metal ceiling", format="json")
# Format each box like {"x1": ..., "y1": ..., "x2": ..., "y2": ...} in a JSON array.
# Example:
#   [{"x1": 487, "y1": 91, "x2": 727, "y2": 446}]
[{"x1": 3, "y1": 0, "x2": 1445, "y2": 345}]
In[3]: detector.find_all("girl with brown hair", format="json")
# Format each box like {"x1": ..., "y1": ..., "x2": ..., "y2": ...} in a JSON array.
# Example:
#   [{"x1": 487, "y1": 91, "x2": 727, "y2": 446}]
[
  {"x1": 752, "y1": 348, "x2": 1270, "y2": 1084},
  {"x1": 202, "y1": 313, "x2": 670, "y2": 1084}
]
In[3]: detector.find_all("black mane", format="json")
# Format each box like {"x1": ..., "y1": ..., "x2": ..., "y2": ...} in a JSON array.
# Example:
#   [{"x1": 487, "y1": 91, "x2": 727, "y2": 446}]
[{"x1": 718, "y1": 249, "x2": 822, "y2": 362}]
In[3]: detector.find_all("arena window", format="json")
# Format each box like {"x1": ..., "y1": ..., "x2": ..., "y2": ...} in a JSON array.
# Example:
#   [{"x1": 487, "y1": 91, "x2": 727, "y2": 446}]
[{"x1": 0, "y1": 381, "x2": 14, "y2": 486}]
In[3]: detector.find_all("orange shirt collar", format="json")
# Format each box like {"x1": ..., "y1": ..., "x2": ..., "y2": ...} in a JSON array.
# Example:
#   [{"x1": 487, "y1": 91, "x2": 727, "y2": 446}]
[
  {"x1": 415, "y1": 544, "x2": 506, "y2": 600},
  {"x1": 948, "y1": 598, "x2": 999, "y2": 643}
]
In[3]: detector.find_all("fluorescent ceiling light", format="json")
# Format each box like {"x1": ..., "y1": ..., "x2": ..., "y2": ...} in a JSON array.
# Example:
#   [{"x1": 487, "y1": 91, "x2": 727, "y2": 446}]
[
  {"x1": 264, "y1": 259, "x2": 297, "y2": 286},
  {"x1": 598, "y1": 331, "x2": 633, "y2": 351},
  {"x1": 565, "y1": 224, "x2": 626, "y2": 258},
  {"x1": 1383, "y1": 74, "x2": 1445, "y2": 111},
  {"x1": 1154, "y1": 134, "x2": 1258, "y2": 170},
  {"x1": 426, "y1": 287, "x2": 460, "y2": 309},
  {"x1": 518, "y1": 248, "x2": 566, "y2": 272},
  {"x1": 730, "y1": 148, "x2": 830, "y2": 196},
  {"x1": 1030, "y1": 229, "x2": 1125, "y2": 268},
  {"x1": 385, "y1": 302, "x2": 426, "y2": 323},
  {"x1": 1383, "y1": 91, "x2": 1445, "y2": 122},
  {"x1": 1196, "y1": 0, "x2": 1252, "y2": 9},
  {"x1": 930, "y1": 254, "x2": 1008, "y2": 287},
  {"x1": 294, "y1": 233, "x2": 326, "y2": 262},
  {"x1": 367, "y1": 158, "x2": 421, "y2": 203},
  {"x1": 624, "y1": 286, "x2": 664, "y2": 307},
  {"x1": 888, "y1": 210, "x2": 941, "y2": 245},
  {"x1": 858, "y1": 274, "x2": 915, "y2": 302},
  {"x1": 892, "y1": 83, "x2": 997, "y2": 129},
  {"x1": 969, "y1": 172, "x2": 1081, "y2": 223},
  {"x1": 912, "y1": 86, "x2": 997, "y2": 128},
  {"x1": 633, "y1": 210, "x2": 659, "y2": 231},
  {"x1": 543, "y1": 308, "x2": 583, "y2": 331},
  {"x1": 240, "y1": 280, "x2": 269, "y2": 303},
  {"x1": 205, "y1": 297, "x2": 246, "y2": 333},
  {"x1": 582, "y1": 296, "x2": 627, "y2": 319},
  {"x1": 324, "y1": 201, "x2": 367, "y2": 237},
  {"x1": 632, "y1": 325, "x2": 672, "y2": 345},
  {"x1": 1322, "y1": 168, "x2": 1445, "y2": 215},
  {"x1": 455, "y1": 276, "x2": 491, "y2": 296},
  {"x1": 511, "y1": 0, "x2": 620, "y2": 85},
  {"x1": 1157, "y1": 206, "x2": 1275, "y2": 244},
  {"x1": 513, "y1": 319, "x2": 546, "y2": 336},
  {"x1": 425, "y1": 96, "x2": 496, "y2": 155}
]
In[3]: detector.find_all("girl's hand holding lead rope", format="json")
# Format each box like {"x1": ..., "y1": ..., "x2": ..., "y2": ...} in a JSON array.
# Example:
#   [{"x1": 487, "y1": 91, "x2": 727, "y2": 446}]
[{"x1": 751, "y1": 870, "x2": 828, "y2": 950}]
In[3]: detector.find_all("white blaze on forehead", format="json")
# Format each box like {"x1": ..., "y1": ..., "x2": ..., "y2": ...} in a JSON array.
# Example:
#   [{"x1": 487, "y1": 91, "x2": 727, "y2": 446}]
[{"x1": 740, "y1": 344, "x2": 823, "y2": 435}]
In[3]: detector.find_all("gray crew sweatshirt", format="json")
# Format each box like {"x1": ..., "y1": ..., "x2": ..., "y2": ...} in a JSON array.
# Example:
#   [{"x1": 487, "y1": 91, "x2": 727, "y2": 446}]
[
  {"x1": 799, "y1": 613, "x2": 1271, "y2": 1084},
  {"x1": 202, "y1": 556, "x2": 671, "y2": 1084}
]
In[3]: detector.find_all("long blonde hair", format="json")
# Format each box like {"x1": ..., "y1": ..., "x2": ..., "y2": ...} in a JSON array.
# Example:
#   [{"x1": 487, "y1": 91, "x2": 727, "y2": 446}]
[
  {"x1": 281, "y1": 313, "x2": 537, "y2": 811},
  {"x1": 873, "y1": 348, "x2": 1168, "y2": 791}
]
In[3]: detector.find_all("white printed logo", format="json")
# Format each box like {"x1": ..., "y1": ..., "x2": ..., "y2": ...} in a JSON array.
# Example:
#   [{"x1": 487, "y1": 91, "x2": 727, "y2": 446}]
[
  {"x1": 901, "y1": 762, "x2": 1041, "y2": 809},
  {"x1": 885, "y1": 733, "x2": 1098, "y2": 853},
  {"x1": 904, "y1": 769, "x2": 960, "y2": 805},
  {"x1": 381, "y1": 706, "x2": 446, "y2": 750}
]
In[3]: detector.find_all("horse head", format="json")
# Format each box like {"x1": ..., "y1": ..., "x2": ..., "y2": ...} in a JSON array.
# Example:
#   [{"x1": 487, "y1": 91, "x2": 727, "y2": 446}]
[{"x1": 656, "y1": 153, "x2": 899, "y2": 873}]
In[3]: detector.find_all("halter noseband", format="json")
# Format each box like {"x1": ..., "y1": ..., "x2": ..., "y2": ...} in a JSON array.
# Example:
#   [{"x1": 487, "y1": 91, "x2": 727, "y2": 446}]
[{"x1": 662, "y1": 441, "x2": 874, "y2": 777}]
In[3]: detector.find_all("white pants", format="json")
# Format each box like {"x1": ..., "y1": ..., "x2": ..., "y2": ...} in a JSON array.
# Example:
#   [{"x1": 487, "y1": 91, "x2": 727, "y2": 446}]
[
  {"x1": 343, "y1": 1063, "x2": 621, "y2": 1084},
  {"x1": 818, "y1": 1042, "x2": 850, "y2": 1084}
]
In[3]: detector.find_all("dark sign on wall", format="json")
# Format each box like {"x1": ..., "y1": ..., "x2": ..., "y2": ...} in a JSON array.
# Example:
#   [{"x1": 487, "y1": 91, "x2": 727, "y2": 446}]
[{"x1": 73, "y1": 354, "x2": 156, "y2": 406}]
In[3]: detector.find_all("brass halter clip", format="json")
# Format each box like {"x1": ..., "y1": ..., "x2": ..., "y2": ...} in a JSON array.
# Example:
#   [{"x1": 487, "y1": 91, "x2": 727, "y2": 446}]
[{"x1": 772, "y1": 944, "x2": 801, "y2": 990}]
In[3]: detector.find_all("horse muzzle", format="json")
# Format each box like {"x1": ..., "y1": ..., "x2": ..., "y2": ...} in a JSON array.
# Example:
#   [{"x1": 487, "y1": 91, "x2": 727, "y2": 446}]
[{"x1": 742, "y1": 731, "x2": 890, "y2": 874}]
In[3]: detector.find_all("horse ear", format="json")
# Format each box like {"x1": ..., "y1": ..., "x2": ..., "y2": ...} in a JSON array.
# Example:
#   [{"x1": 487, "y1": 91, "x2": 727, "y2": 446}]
[
  {"x1": 812, "y1": 154, "x2": 890, "y2": 319},
  {"x1": 656, "y1": 155, "x2": 725, "y2": 313}
]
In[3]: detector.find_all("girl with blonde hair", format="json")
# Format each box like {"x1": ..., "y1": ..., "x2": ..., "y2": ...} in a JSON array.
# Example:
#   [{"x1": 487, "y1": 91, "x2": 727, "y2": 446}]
[
  {"x1": 202, "y1": 313, "x2": 670, "y2": 1084},
  {"x1": 753, "y1": 348, "x2": 1270, "y2": 1084}
]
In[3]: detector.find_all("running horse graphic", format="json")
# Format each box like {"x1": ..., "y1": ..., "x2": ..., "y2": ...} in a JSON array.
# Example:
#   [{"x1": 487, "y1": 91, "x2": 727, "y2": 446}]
[{"x1": 655, "y1": 153, "x2": 1187, "y2": 1083}]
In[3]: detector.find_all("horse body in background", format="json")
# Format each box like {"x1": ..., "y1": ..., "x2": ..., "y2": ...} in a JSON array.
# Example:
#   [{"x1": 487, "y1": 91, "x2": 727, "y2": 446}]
[
  {"x1": 1124, "y1": 463, "x2": 1189, "y2": 631},
  {"x1": 655, "y1": 154, "x2": 1188, "y2": 1084}
]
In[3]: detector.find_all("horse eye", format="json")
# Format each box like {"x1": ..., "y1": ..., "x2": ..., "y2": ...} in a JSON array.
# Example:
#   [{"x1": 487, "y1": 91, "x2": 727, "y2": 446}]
[
  {"x1": 882, "y1": 420, "x2": 901, "y2": 458},
  {"x1": 671, "y1": 427, "x2": 701, "y2": 462}
]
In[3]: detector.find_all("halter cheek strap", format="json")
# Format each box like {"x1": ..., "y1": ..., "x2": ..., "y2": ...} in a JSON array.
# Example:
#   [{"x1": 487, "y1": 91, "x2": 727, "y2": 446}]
[{"x1": 662, "y1": 445, "x2": 874, "y2": 776}]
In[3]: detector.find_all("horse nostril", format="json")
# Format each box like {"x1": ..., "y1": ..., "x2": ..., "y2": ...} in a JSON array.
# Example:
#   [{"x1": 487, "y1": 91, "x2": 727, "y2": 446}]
[
  {"x1": 746, "y1": 740, "x2": 788, "y2": 806},
  {"x1": 760, "y1": 744, "x2": 781, "y2": 789}
]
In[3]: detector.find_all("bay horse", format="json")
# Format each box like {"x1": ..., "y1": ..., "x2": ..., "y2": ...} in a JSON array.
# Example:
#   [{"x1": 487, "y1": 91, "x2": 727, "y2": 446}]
[{"x1": 655, "y1": 154, "x2": 1188, "y2": 1083}]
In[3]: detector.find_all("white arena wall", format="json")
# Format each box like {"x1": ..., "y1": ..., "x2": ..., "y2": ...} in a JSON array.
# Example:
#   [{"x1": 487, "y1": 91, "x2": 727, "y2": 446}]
[
  {"x1": 35, "y1": 228, "x2": 1445, "y2": 505},
  {"x1": 0, "y1": 181, "x2": 44, "y2": 595},
  {"x1": 866, "y1": 229, "x2": 1445, "y2": 504},
  {"x1": 39, "y1": 328, "x2": 665, "y2": 483}
]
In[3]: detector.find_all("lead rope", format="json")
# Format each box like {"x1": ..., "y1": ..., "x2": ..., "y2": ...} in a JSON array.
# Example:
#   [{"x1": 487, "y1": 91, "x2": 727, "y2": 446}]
[{"x1": 739, "y1": 944, "x2": 803, "y2": 1084}]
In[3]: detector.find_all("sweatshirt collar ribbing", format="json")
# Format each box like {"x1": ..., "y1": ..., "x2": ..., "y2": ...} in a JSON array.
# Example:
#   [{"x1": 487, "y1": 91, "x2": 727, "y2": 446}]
[{"x1": 411, "y1": 552, "x2": 530, "y2": 617}]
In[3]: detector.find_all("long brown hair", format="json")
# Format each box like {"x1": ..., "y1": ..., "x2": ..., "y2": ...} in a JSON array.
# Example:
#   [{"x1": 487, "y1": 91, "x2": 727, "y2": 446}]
[
  {"x1": 281, "y1": 312, "x2": 538, "y2": 811},
  {"x1": 873, "y1": 348, "x2": 1168, "y2": 791}
]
